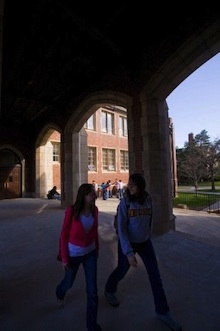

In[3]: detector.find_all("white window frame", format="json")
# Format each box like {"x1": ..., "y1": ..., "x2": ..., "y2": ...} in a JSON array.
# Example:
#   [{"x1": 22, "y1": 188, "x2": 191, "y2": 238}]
[
  {"x1": 120, "y1": 150, "x2": 129, "y2": 170},
  {"x1": 52, "y1": 143, "x2": 60, "y2": 162},
  {"x1": 101, "y1": 111, "x2": 114, "y2": 134},
  {"x1": 119, "y1": 116, "x2": 128, "y2": 137},
  {"x1": 102, "y1": 148, "x2": 116, "y2": 171},
  {"x1": 88, "y1": 146, "x2": 97, "y2": 171}
]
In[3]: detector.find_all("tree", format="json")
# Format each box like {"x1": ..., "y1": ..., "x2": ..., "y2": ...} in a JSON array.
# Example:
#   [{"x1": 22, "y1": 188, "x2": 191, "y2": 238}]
[
  {"x1": 176, "y1": 130, "x2": 220, "y2": 190},
  {"x1": 205, "y1": 138, "x2": 220, "y2": 190},
  {"x1": 177, "y1": 142, "x2": 207, "y2": 190}
]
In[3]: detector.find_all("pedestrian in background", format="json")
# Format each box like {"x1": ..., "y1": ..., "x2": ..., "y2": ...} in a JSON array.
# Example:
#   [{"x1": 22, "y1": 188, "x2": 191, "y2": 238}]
[
  {"x1": 92, "y1": 180, "x2": 99, "y2": 197},
  {"x1": 107, "y1": 180, "x2": 113, "y2": 198},
  {"x1": 104, "y1": 173, "x2": 182, "y2": 331},
  {"x1": 118, "y1": 179, "x2": 124, "y2": 200},
  {"x1": 56, "y1": 183, "x2": 102, "y2": 331},
  {"x1": 113, "y1": 178, "x2": 120, "y2": 198},
  {"x1": 47, "y1": 186, "x2": 61, "y2": 200}
]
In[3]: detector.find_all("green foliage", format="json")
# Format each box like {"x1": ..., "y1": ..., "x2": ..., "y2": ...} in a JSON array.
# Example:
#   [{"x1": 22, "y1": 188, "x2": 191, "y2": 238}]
[{"x1": 176, "y1": 130, "x2": 220, "y2": 187}]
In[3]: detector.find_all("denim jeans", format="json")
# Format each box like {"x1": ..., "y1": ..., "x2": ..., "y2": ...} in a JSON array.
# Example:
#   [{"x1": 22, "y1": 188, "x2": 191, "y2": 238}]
[
  {"x1": 118, "y1": 188, "x2": 123, "y2": 199},
  {"x1": 56, "y1": 249, "x2": 98, "y2": 331},
  {"x1": 105, "y1": 238, "x2": 169, "y2": 314}
]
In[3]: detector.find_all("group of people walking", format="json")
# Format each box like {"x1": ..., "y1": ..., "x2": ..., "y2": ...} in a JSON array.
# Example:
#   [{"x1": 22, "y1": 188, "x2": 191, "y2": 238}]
[
  {"x1": 92, "y1": 179, "x2": 125, "y2": 201},
  {"x1": 56, "y1": 173, "x2": 182, "y2": 331}
]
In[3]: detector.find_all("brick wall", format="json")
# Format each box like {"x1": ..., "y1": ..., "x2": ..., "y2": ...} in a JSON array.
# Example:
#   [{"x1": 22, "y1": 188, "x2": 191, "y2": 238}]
[
  {"x1": 48, "y1": 107, "x2": 129, "y2": 193},
  {"x1": 87, "y1": 107, "x2": 129, "y2": 187}
]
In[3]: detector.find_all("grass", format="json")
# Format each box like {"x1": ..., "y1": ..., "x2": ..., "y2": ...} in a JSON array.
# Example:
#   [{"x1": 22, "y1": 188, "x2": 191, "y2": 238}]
[
  {"x1": 174, "y1": 182, "x2": 220, "y2": 211},
  {"x1": 173, "y1": 192, "x2": 220, "y2": 210}
]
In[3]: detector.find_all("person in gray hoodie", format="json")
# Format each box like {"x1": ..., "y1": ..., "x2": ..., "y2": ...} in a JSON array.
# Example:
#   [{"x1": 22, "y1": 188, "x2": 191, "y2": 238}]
[{"x1": 104, "y1": 173, "x2": 182, "y2": 331}]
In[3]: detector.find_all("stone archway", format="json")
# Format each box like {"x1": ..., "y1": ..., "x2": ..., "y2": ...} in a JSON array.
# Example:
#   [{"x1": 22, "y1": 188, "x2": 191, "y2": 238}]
[
  {"x1": 35, "y1": 124, "x2": 62, "y2": 199},
  {"x1": 0, "y1": 146, "x2": 24, "y2": 199}
]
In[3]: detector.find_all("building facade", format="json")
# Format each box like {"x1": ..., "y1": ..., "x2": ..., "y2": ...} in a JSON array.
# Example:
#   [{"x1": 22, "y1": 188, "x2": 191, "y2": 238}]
[
  {"x1": 85, "y1": 106, "x2": 129, "y2": 187},
  {"x1": 46, "y1": 105, "x2": 129, "y2": 196}
]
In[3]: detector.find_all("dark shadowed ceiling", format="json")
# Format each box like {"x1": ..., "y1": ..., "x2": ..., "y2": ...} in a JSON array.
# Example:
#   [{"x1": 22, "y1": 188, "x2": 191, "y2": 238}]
[{"x1": 1, "y1": 1, "x2": 220, "y2": 129}]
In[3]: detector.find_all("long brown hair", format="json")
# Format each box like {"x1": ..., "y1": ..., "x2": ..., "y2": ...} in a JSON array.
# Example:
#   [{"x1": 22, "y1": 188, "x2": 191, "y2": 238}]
[
  {"x1": 126, "y1": 173, "x2": 149, "y2": 204},
  {"x1": 72, "y1": 183, "x2": 96, "y2": 220}
]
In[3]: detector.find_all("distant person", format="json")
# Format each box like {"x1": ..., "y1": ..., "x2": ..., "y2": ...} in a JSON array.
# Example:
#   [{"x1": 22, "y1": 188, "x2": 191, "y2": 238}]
[
  {"x1": 101, "y1": 182, "x2": 109, "y2": 200},
  {"x1": 118, "y1": 179, "x2": 124, "y2": 200},
  {"x1": 92, "y1": 180, "x2": 99, "y2": 197},
  {"x1": 47, "y1": 186, "x2": 61, "y2": 200},
  {"x1": 56, "y1": 183, "x2": 102, "y2": 331},
  {"x1": 104, "y1": 173, "x2": 182, "y2": 331},
  {"x1": 114, "y1": 178, "x2": 120, "y2": 198},
  {"x1": 107, "y1": 180, "x2": 113, "y2": 198}
]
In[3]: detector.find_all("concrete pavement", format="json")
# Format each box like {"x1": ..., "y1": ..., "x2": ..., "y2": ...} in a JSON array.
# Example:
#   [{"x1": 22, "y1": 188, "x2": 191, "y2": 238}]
[{"x1": 0, "y1": 197, "x2": 220, "y2": 331}]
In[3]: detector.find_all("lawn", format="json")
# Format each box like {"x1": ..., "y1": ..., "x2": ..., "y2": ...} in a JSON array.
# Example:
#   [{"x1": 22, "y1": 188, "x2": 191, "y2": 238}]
[
  {"x1": 173, "y1": 192, "x2": 220, "y2": 210},
  {"x1": 174, "y1": 181, "x2": 220, "y2": 211}
]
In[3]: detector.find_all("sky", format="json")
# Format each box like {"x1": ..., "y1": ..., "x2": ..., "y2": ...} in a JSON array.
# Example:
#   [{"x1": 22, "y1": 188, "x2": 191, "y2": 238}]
[{"x1": 167, "y1": 52, "x2": 220, "y2": 148}]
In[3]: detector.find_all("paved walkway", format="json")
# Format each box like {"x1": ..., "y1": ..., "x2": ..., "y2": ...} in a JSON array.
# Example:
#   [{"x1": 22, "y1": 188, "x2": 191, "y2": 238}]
[{"x1": 0, "y1": 197, "x2": 220, "y2": 331}]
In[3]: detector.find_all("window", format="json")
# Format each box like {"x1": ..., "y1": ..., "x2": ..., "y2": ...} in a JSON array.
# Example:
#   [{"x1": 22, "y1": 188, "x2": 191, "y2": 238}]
[
  {"x1": 88, "y1": 147, "x2": 97, "y2": 171},
  {"x1": 53, "y1": 143, "x2": 60, "y2": 162},
  {"x1": 84, "y1": 114, "x2": 95, "y2": 130},
  {"x1": 120, "y1": 150, "x2": 129, "y2": 170},
  {"x1": 101, "y1": 111, "x2": 114, "y2": 134},
  {"x1": 102, "y1": 148, "x2": 115, "y2": 171},
  {"x1": 119, "y1": 116, "x2": 128, "y2": 137}
]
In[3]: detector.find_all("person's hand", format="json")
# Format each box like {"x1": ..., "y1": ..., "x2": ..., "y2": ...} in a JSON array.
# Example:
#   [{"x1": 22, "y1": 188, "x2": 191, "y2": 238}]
[
  {"x1": 62, "y1": 262, "x2": 69, "y2": 271},
  {"x1": 127, "y1": 255, "x2": 138, "y2": 267}
]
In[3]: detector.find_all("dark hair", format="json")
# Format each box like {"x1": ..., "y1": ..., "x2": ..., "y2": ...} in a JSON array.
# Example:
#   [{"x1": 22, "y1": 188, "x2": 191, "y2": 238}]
[
  {"x1": 72, "y1": 183, "x2": 96, "y2": 219},
  {"x1": 126, "y1": 173, "x2": 148, "y2": 204}
]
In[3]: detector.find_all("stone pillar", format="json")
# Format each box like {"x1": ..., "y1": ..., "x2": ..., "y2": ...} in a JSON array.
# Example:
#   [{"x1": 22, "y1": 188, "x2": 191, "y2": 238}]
[
  {"x1": 61, "y1": 128, "x2": 88, "y2": 208},
  {"x1": 169, "y1": 118, "x2": 178, "y2": 198},
  {"x1": 128, "y1": 95, "x2": 175, "y2": 235}
]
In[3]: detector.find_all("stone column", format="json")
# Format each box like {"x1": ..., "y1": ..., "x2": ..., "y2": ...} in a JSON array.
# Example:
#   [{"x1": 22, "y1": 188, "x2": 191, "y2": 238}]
[
  {"x1": 128, "y1": 95, "x2": 175, "y2": 235},
  {"x1": 61, "y1": 128, "x2": 88, "y2": 208}
]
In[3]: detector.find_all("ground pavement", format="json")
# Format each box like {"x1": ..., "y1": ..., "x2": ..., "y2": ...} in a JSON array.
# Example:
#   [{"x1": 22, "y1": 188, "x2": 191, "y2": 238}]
[{"x1": 0, "y1": 197, "x2": 219, "y2": 331}]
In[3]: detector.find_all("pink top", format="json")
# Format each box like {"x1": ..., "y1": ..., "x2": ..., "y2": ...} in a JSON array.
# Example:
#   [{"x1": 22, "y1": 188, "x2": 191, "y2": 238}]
[{"x1": 59, "y1": 206, "x2": 99, "y2": 263}]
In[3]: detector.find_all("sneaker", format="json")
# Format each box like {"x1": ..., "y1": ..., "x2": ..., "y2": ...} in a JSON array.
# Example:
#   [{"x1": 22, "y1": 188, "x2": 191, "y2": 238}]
[
  {"x1": 57, "y1": 298, "x2": 65, "y2": 308},
  {"x1": 95, "y1": 324, "x2": 102, "y2": 331},
  {"x1": 157, "y1": 312, "x2": 182, "y2": 331},
  {"x1": 104, "y1": 290, "x2": 120, "y2": 307}
]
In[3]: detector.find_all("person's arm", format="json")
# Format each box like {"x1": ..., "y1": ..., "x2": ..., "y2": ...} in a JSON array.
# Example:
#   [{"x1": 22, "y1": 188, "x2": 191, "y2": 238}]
[
  {"x1": 117, "y1": 199, "x2": 133, "y2": 256},
  {"x1": 117, "y1": 200, "x2": 138, "y2": 267},
  {"x1": 94, "y1": 206, "x2": 99, "y2": 256},
  {"x1": 60, "y1": 207, "x2": 73, "y2": 265}
]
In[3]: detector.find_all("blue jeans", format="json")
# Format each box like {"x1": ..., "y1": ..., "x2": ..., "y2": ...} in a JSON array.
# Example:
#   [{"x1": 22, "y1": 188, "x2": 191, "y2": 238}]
[
  {"x1": 105, "y1": 238, "x2": 169, "y2": 315},
  {"x1": 102, "y1": 190, "x2": 108, "y2": 200},
  {"x1": 118, "y1": 188, "x2": 123, "y2": 199},
  {"x1": 56, "y1": 249, "x2": 98, "y2": 331}
]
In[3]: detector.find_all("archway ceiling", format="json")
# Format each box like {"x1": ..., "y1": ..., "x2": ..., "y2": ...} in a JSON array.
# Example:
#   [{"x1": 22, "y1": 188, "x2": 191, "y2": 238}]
[{"x1": 1, "y1": 1, "x2": 220, "y2": 129}]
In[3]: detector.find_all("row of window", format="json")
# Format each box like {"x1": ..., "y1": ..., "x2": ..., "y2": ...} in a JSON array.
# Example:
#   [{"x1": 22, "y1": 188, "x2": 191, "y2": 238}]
[
  {"x1": 52, "y1": 109, "x2": 128, "y2": 170},
  {"x1": 88, "y1": 147, "x2": 128, "y2": 171},
  {"x1": 84, "y1": 111, "x2": 128, "y2": 137},
  {"x1": 52, "y1": 144, "x2": 129, "y2": 172}
]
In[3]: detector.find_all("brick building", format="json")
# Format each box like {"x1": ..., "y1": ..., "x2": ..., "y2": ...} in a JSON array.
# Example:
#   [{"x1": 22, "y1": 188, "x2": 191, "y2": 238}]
[{"x1": 48, "y1": 105, "x2": 129, "y2": 195}]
